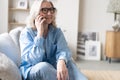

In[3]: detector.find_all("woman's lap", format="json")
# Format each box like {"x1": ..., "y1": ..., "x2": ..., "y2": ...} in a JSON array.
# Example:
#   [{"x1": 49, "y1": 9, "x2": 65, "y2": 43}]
[
  {"x1": 27, "y1": 61, "x2": 88, "y2": 80},
  {"x1": 27, "y1": 62, "x2": 57, "y2": 80}
]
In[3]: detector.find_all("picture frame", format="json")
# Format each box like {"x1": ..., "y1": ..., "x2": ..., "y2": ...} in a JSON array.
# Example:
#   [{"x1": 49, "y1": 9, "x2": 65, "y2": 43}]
[
  {"x1": 17, "y1": 0, "x2": 28, "y2": 9},
  {"x1": 77, "y1": 32, "x2": 99, "y2": 59},
  {"x1": 85, "y1": 41, "x2": 101, "y2": 60}
]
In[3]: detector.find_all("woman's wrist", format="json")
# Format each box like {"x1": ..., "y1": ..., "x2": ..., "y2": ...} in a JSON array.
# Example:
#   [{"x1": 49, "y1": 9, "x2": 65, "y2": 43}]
[
  {"x1": 37, "y1": 31, "x2": 43, "y2": 37},
  {"x1": 58, "y1": 59, "x2": 66, "y2": 64}
]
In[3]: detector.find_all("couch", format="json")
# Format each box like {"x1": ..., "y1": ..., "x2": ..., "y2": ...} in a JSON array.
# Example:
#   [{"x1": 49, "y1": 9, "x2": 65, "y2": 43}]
[{"x1": 0, "y1": 27, "x2": 24, "y2": 80}]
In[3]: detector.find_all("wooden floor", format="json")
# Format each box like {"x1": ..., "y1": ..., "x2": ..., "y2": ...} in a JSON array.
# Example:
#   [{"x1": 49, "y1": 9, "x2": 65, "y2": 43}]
[{"x1": 81, "y1": 70, "x2": 120, "y2": 80}]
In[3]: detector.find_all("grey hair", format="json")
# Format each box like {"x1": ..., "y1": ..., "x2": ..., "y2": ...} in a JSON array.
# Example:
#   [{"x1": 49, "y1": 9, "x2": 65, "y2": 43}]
[{"x1": 26, "y1": 0, "x2": 56, "y2": 29}]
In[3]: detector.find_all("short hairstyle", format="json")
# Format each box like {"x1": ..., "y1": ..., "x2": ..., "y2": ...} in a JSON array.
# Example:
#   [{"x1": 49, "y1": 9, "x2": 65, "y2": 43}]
[{"x1": 26, "y1": 0, "x2": 56, "y2": 29}]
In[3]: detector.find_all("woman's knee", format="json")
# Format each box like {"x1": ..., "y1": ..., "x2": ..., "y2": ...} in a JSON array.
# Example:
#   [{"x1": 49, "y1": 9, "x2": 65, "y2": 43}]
[
  {"x1": 28, "y1": 62, "x2": 56, "y2": 80},
  {"x1": 31, "y1": 62, "x2": 52, "y2": 73}
]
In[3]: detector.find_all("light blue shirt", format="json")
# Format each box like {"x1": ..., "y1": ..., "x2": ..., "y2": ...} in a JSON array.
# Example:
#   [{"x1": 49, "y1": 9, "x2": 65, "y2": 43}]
[{"x1": 19, "y1": 25, "x2": 71, "y2": 79}]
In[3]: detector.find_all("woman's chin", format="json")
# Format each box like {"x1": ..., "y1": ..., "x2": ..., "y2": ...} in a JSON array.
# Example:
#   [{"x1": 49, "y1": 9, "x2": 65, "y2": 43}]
[{"x1": 44, "y1": 21, "x2": 52, "y2": 25}]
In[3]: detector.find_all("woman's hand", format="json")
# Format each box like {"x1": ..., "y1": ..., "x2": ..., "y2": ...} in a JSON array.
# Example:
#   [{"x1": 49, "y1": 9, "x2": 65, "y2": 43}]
[
  {"x1": 57, "y1": 60, "x2": 69, "y2": 80},
  {"x1": 35, "y1": 15, "x2": 46, "y2": 37}
]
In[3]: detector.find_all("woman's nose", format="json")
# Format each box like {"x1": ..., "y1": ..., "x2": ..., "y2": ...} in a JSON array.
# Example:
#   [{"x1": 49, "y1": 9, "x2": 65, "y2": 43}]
[{"x1": 47, "y1": 11, "x2": 52, "y2": 15}]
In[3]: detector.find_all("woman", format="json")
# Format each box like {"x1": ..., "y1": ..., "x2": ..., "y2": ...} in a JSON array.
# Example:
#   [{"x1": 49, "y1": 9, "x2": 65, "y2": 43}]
[{"x1": 19, "y1": 0, "x2": 88, "y2": 80}]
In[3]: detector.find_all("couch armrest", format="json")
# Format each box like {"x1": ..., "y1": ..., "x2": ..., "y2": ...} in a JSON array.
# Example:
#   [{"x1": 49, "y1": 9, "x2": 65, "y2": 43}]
[
  {"x1": 0, "y1": 52, "x2": 22, "y2": 80},
  {"x1": 0, "y1": 33, "x2": 21, "y2": 66}
]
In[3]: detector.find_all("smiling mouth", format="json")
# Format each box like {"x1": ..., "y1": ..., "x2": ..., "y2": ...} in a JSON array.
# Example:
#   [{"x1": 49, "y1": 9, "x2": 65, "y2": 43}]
[{"x1": 46, "y1": 18, "x2": 52, "y2": 20}]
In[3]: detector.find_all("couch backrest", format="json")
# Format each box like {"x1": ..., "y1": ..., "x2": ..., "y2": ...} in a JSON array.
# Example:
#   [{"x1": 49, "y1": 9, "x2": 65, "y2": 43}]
[
  {"x1": 0, "y1": 27, "x2": 24, "y2": 67},
  {"x1": 9, "y1": 27, "x2": 24, "y2": 49}
]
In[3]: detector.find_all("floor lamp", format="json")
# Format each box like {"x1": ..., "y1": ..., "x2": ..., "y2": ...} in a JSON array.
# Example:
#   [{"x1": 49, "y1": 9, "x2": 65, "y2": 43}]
[{"x1": 107, "y1": 0, "x2": 120, "y2": 21}]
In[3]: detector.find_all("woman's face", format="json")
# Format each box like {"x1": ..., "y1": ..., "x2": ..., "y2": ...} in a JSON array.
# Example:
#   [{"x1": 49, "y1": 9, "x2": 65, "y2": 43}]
[{"x1": 39, "y1": 1, "x2": 56, "y2": 24}]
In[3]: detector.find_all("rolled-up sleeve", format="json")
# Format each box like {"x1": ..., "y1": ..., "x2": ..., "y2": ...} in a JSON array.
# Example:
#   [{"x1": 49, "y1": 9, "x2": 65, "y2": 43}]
[{"x1": 56, "y1": 29, "x2": 71, "y2": 64}]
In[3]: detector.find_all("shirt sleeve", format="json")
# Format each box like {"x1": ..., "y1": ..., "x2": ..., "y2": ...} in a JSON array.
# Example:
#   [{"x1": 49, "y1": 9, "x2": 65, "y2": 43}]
[
  {"x1": 20, "y1": 28, "x2": 45, "y2": 66},
  {"x1": 55, "y1": 28, "x2": 72, "y2": 64}
]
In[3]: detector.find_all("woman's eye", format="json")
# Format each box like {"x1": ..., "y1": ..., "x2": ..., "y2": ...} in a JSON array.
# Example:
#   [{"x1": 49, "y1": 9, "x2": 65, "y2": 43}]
[{"x1": 42, "y1": 8, "x2": 48, "y2": 12}]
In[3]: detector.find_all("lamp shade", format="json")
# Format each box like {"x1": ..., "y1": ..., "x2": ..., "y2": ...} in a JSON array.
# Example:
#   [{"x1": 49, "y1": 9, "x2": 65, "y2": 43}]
[{"x1": 107, "y1": 0, "x2": 120, "y2": 13}]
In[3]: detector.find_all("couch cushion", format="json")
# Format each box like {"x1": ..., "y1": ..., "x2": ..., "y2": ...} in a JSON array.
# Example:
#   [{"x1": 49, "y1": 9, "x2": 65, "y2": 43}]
[
  {"x1": 0, "y1": 52, "x2": 22, "y2": 80},
  {"x1": 0, "y1": 33, "x2": 20, "y2": 66}
]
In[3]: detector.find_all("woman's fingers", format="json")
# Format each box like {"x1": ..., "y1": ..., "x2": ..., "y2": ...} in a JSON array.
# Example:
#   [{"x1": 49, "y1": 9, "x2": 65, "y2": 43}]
[
  {"x1": 35, "y1": 15, "x2": 46, "y2": 23},
  {"x1": 57, "y1": 60, "x2": 69, "y2": 80},
  {"x1": 57, "y1": 71, "x2": 61, "y2": 80},
  {"x1": 35, "y1": 15, "x2": 46, "y2": 36},
  {"x1": 57, "y1": 67, "x2": 68, "y2": 80},
  {"x1": 66, "y1": 70, "x2": 69, "y2": 80},
  {"x1": 61, "y1": 72, "x2": 65, "y2": 80}
]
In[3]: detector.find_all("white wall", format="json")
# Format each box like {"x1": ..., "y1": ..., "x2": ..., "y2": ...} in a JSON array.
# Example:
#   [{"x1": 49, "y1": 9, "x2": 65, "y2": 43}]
[
  {"x1": 79, "y1": 0, "x2": 114, "y2": 59},
  {"x1": 0, "y1": 0, "x2": 8, "y2": 33},
  {"x1": 55, "y1": 0, "x2": 79, "y2": 59}
]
